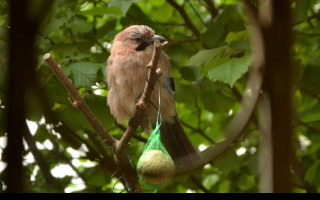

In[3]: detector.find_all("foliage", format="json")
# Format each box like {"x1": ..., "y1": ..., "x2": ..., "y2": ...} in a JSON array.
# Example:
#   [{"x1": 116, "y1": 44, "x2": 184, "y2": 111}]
[{"x1": 0, "y1": 0, "x2": 320, "y2": 193}]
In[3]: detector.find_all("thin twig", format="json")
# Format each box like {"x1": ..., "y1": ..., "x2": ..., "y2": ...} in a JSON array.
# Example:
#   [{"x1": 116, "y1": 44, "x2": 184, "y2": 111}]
[
  {"x1": 43, "y1": 53, "x2": 117, "y2": 148},
  {"x1": 166, "y1": 0, "x2": 200, "y2": 37},
  {"x1": 294, "y1": 31, "x2": 320, "y2": 37},
  {"x1": 180, "y1": 120, "x2": 215, "y2": 144},
  {"x1": 86, "y1": 130, "x2": 111, "y2": 160},
  {"x1": 292, "y1": 14, "x2": 317, "y2": 26},
  {"x1": 47, "y1": 134, "x2": 87, "y2": 181},
  {"x1": 296, "y1": 118, "x2": 320, "y2": 134},
  {"x1": 116, "y1": 123, "x2": 147, "y2": 143},
  {"x1": 23, "y1": 126, "x2": 64, "y2": 192},
  {"x1": 291, "y1": 155, "x2": 318, "y2": 193},
  {"x1": 203, "y1": 0, "x2": 218, "y2": 23},
  {"x1": 188, "y1": 0, "x2": 208, "y2": 27},
  {"x1": 300, "y1": 87, "x2": 320, "y2": 102},
  {"x1": 190, "y1": 174, "x2": 210, "y2": 193}
]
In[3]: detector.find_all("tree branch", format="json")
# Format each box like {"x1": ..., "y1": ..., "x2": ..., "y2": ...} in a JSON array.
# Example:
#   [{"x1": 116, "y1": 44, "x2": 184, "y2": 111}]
[
  {"x1": 202, "y1": 0, "x2": 218, "y2": 22},
  {"x1": 292, "y1": 14, "x2": 317, "y2": 26},
  {"x1": 86, "y1": 130, "x2": 111, "y2": 160},
  {"x1": 43, "y1": 53, "x2": 117, "y2": 148},
  {"x1": 180, "y1": 120, "x2": 215, "y2": 144},
  {"x1": 116, "y1": 123, "x2": 147, "y2": 143},
  {"x1": 188, "y1": 0, "x2": 208, "y2": 27},
  {"x1": 23, "y1": 125, "x2": 64, "y2": 192},
  {"x1": 166, "y1": 0, "x2": 200, "y2": 37},
  {"x1": 262, "y1": 0, "x2": 293, "y2": 192}
]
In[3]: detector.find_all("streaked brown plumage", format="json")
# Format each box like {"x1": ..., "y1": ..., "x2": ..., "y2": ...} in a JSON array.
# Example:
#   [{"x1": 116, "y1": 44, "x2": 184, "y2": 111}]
[{"x1": 106, "y1": 25, "x2": 202, "y2": 169}]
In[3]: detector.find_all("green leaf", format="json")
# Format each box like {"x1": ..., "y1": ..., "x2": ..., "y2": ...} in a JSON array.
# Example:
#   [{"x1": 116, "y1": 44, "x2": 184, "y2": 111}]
[
  {"x1": 294, "y1": 0, "x2": 310, "y2": 22},
  {"x1": 213, "y1": 148, "x2": 241, "y2": 174},
  {"x1": 67, "y1": 62, "x2": 103, "y2": 87},
  {"x1": 108, "y1": 0, "x2": 135, "y2": 16},
  {"x1": 201, "y1": 6, "x2": 245, "y2": 48},
  {"x1": 305, "y1": 161, "x2": 320, "y2": 184},
  {"x1": 229, "y1": 40, "x2": 250, "y2": 51},
  {"x1": 218, "y1": 180, "x2": 231, "y2": 193},
  {"x1": 126, "y1": 4, "x2": 156, "y2": 28},
  {"x1": 33, "y1": 125, "x2": 49, "y2": 143},
  {"x1": 180, "y1": 66, "x2": 201, "y2": 81},
  {"x1": 187, "y1": 46, "x2": 230, "y2": 67},
  {"x1": 200, "y1": 87, "x2": 234, "y2": 113},
  {"x1": 237, "y1": 174, "x2": 256, "y2": 191},
  {"x1": 96, "y1": 19, "x2": 117, "y2": 39},
  {"x1": 202, "y1": 174, "x2": 219, "y2": 189},
  {"x1": 225, "y1": 31, "x2": 248, "y2": 44},
  {"x1": 197, "y1": 79, "x2": 235, "y2": 113},
  {"x1": 81, "y1": 166, "x2": 110, "y2": 187},
  {"x1": 78, "y1": 7, "x2": 122, "y2": 16},
  {"x1": 52, "y1": 43, "x2": 77, "y2": 58},
  {"x1": 246, "y1": 153, "x2": 260, "y2": 176},
  {"x1": 25, "y1": 88, "x2": 44, "y2": 122},
  {"x1": 42, "y1": 17, "x2": 67, "y2": 36},
  {"x1": 208, "y1": 56, "x2": 252, "y2": 87},
  {"x1": 66, "y1": 18, "x2": 93, "y2": 33},
  {"x1": 84, "y1": 94, "x2": 115, "y2": 129},
  {"x1": 175, "y1": 84, "x2": 194, "y2": 105},
  {"x1": 150, "y1": 3, "x2": 174, "y2": 23},
  {"x1": 201, "y1": 21, "x2": 225, "y2": 48}
]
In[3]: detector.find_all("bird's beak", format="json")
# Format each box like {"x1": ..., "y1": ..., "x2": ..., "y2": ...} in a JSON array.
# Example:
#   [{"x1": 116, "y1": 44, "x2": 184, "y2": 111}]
[{"x1": 151, "y1": 35, "x2": 166, "y2": 43}]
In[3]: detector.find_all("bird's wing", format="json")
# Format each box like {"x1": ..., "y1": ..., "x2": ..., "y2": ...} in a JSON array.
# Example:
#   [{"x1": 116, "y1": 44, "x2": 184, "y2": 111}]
[
  {"x1": 106, "y1": 56, "x2": 113, "y2": 90},
  {"x1": 164, "y1": 75, "x2": 175, "y2": 103}
]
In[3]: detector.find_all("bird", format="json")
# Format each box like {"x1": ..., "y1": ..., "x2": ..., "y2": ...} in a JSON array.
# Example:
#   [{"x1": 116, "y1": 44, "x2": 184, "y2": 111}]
[{"x1": 106, "y1": 25, "x2": 202, "y2": 170}]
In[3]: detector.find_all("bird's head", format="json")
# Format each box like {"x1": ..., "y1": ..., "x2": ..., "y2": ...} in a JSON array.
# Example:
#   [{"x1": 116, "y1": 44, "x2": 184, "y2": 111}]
[{"x1": 114, "y1": 25, "x2": 166, "y2": 51}]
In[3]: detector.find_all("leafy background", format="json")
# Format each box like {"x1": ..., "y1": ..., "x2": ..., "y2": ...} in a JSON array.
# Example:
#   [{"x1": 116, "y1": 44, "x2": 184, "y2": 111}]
[{"x1": 0, "y1": 0, "x2": 320, "y2": 193}]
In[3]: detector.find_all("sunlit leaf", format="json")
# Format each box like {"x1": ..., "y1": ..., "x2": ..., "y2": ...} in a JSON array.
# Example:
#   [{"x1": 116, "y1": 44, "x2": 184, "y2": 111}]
[
  {"x1": 305, "y1": 161, "x2": 320, "y2": 184},
  {"x1": 67, "y1": 62, "x2": 103, "y2": 87},
  {"x1": 66, "y1": 18, "x2": 93, "y2": 33},
  {"x1": 108, "y1": 0, "x2": 135, "y2": 16},
  {"x1": 225, "y1": 31, "x2": 248, "y2": 44},
  {"x1": 187, "y1": 46, "x2": 230, "y2": 67},
  {"x1": 208, "y1": 56, "x2": 252, "y2": 87},
  {"x1": 42, "y1": 17, "x2": 67, "y2": 36}
]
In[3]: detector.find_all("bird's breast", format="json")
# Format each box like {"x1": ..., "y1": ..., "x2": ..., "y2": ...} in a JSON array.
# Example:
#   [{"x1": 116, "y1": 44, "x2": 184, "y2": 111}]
[{"x1": 106, "y1": 45, "x2": 175, "y2": 124}]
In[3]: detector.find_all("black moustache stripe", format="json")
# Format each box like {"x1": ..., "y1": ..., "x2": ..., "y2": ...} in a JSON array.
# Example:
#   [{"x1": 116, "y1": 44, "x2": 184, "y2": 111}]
[{"x1": 135, "y1": 41, "x2": 152, "y2": 51}]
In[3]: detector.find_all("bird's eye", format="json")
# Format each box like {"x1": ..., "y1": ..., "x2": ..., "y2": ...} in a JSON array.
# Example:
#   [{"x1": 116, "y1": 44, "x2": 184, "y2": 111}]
[{"x1": 134, "y1": 37, "x2": 142, "y2": 43}]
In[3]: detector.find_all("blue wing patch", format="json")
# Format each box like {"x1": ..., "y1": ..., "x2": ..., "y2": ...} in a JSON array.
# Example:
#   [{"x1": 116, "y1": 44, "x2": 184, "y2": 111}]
[{"x1": 164, "y1": 76, "x2": 175, "y2": 102}]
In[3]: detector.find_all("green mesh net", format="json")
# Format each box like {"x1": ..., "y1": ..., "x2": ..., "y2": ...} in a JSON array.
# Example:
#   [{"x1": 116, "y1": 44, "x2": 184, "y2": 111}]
[
  {"x1": 136, "y1": 73, "x2": 175, "y2": 193},
  {"x1": 136, "y1": 122, "x2": 175, "y2": 193}
]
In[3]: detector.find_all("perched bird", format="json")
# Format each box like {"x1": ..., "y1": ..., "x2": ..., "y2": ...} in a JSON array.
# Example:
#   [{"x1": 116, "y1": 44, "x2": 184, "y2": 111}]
[{"x1": 106, "y1": 25, "x2": 202, "y2": 169}]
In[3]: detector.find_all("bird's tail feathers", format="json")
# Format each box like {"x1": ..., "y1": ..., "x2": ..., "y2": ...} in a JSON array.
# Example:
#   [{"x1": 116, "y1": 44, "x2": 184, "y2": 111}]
[{"x1": 160, "y1": 116, "x2": 202, "y2": 172}]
